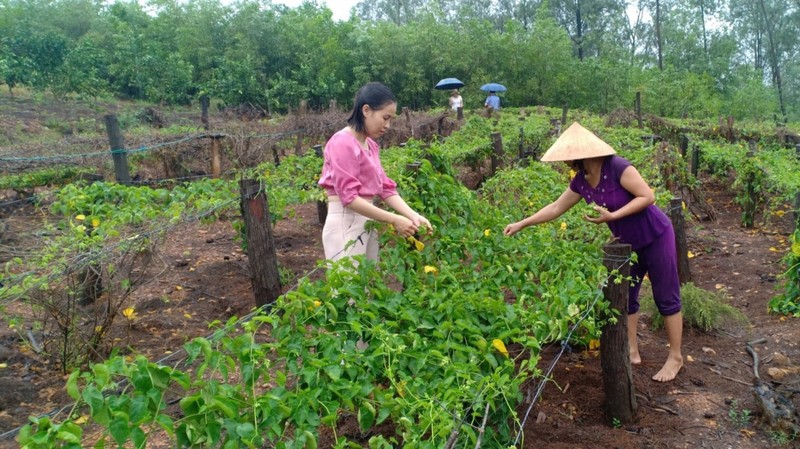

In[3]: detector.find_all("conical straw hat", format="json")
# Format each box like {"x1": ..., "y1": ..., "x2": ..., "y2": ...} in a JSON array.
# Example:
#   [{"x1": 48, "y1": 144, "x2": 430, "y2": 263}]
[{"x1": 540, "y1": 122, "x2": 616, "y2": 162}]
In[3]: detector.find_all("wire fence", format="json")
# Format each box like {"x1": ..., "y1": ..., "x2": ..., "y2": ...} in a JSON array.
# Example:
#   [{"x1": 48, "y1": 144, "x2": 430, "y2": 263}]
[
  {"x1": 0, "y1": 121, "x2": 647, "y2": 444},
  {"x1": 0, "y1": 130, "x2": 304, "y2": 164},
  {"x1": 0, "y1": 227, "x2": 364, "y2": 441}
]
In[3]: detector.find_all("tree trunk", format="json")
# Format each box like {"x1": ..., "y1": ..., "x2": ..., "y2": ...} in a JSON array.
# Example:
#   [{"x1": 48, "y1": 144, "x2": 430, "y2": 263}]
[
  {"x1": 699, "y1": 0, "x2": 708, "y2": 61},
  {"x1": 758, "y1": 0, "x2": 787, "y2": 120},
  {"x1": 655, "y1": 0, "x2": 663, "y2": 70},
  {"x1": 576, "y1": 0, "x2": 584, "y2": 61}
]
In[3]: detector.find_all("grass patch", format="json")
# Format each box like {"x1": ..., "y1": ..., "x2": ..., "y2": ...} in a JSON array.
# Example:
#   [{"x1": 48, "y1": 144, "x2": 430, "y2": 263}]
[{"x1": 641, "y1": 281, "x2": 749, "y2": 331}]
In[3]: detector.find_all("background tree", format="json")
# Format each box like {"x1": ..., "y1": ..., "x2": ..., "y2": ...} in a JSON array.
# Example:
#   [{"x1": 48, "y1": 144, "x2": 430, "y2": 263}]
[{"x1": 0, "y1": 0, "x2": 796, "y2": 121}]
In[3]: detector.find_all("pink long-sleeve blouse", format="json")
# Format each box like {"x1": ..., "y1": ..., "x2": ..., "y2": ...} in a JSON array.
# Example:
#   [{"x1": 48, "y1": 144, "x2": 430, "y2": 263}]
[{"x1": 317, "y1": 129, "x2": 398, "y2": 206}]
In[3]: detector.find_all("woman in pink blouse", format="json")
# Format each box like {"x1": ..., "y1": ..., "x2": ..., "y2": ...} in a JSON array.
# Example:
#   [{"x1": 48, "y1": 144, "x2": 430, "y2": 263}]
[{"x1": 318, "y1": 82, "x2": 432, "y2": 261}]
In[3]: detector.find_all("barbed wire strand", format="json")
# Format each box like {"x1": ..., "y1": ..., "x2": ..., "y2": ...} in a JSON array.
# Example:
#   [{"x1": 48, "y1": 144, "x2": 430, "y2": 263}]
[
  {"x1": 0, "y1": 129, "x2": 304, "y2": 164},
  {"x1": 0, "y1": 193, "x2": 241, "y2": 305}
]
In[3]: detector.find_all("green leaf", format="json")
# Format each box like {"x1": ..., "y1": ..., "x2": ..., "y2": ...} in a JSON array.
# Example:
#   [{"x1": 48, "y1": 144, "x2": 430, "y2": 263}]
[
  {"x1": 92, "y1": 363, "x2": 110, "y2": 389},
  {"x1": 304, "y1": 430, "x2": 318, "y2": 449},
  {"x1": 323, "y1": 364, "x2": 342, "y2": 381},
  {"x1": 65, "y1": 371, "x2": 80, "y2": 400},
  {"x1": 109, "y1": 417, "x2": 130, "y2": 445},
  {"x1": 357, "y1": 402, "x2": 376, "y2": 431}
]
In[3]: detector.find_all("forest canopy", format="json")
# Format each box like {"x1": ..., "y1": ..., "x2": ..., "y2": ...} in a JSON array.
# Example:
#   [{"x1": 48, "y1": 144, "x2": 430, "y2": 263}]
[{"x1": 0, "y1": 0, "x2": 797, "y2": 121}]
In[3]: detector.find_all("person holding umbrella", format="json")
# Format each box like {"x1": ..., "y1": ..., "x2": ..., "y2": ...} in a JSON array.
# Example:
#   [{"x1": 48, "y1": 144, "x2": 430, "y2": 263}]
[
  {"x1": 480, "y1": 83, "x2": 506, "y2": 111},
  {"x1": 484, "y1": 91, "x2": 500, "y2": 111},
  {"x1": 503, "y1": 122, "x2": 684, "y2": 383},
  {"x1": 449, "y1": 89, "x2": 463, "y2": 112},
  {"x1": 435, "y1": 78, "x2": 465, "y2": 114},
  {"x1": 318, "y1": 82, "x2": 433, "y2": 262}
]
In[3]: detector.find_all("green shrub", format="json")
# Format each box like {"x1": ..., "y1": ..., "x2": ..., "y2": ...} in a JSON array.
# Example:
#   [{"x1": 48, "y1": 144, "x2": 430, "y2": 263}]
[{"x1": 642, "y1": 282, "x2": 748, "y2": 331}]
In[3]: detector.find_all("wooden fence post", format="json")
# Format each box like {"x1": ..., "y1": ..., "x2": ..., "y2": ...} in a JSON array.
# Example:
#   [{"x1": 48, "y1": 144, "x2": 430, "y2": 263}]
[
  {"x1": 209, "y1": 133, "x2": 223, "y2": 178},
  {"x1": 669, "y1": 197, "x2": 691, "y2": 284},
  {"x1": 239, "y1": 179, "x2": 282, "y2": 308},
  {"x1": 313, "y1": 145, "x2": 327, "y2": 225},
  {"x1": 601, "y1": 243, "x2": 636, "y2": 425},
  {"x1": 271, "y1": 144, "x2": 280, "y2": 166},
  {"x1": 200, "y1": 94, "x2": 210, "y2": 130},
  {"x1": 690, "y1": 143, "x2": 700, "y2": 178},
  {"x1": 635, "y1": 92, "x2": 643, "y2": 129},
  {"x1": 561, "y1": 104, "x2": 569, "y2": 131},
  {"x1": 518, "y1": 126, "x2": 525, "y2": 160},
  {"x1": 679, "y1": 135, "x2": 689, "y2": 158},
  {"x1": 294, "y1": 130, "x2": 305, "y2": 156},
  {"x1": 456, "y1": 106, "x2": 463, "y2": 121},
  {"x1": 403, "y1": 107, "x2": 413, "y2": 137},
  {"x1": 104, "y1": 114, "x2": 131, "y2": 185},
  {"x1": 490, "y1": 132, "x2": 503, "y2": 176}
]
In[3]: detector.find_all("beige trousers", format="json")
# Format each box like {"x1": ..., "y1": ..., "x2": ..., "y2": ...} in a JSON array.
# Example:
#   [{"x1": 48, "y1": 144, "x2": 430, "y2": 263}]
[{"x1": 322, "y1": 201, "x2": 380, "y2": 261}]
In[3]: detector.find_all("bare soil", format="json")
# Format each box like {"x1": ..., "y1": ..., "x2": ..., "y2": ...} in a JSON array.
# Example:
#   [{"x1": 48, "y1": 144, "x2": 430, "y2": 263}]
[{"x1": 1, "y1": 136, "x2": 799, "y2": 446}]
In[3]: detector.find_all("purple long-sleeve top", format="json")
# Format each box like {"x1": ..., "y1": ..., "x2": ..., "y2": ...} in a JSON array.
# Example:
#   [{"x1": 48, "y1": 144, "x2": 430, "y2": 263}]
[
  {"x1": 569, "y1": 156, "x2": 670, "y2": 251},
  {"x1": 317, "y1": 129, "x2": 398, "y2": 207}
]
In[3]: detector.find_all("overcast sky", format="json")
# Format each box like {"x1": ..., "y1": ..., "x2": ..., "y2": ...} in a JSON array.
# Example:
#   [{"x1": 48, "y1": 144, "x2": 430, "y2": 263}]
[{"x1": 272, "y1": 0, "x2": 358, "y2": 22}]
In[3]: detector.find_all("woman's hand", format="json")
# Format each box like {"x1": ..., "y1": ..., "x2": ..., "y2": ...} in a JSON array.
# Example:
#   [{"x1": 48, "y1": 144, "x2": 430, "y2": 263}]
[
  {"x1": 503, "y1": 222, "x2": 524, "y2": 236},
  {"x1": 392, "y1": 214, "x2": 419, "y2": 238},
  {"x1": 411, "y1": 213, "x2": 433, "y2": 234},
  {"x1": 584, "y1": 204, "x2": 613, "y2": 224}
]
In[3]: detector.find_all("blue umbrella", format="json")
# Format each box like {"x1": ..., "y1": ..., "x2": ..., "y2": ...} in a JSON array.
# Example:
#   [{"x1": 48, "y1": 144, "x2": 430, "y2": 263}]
[
  {"x1": 480, "y1": 83, "x2": 507, "y2": 92},
  {"x1": 435, "y1": 78, "x2": 465, "y2": 90}
]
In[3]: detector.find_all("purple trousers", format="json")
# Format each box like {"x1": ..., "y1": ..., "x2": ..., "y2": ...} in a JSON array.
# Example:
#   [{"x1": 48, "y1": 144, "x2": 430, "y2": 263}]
[{"x1": 628, "y1": 226, "x2": 682, "y2": 316}]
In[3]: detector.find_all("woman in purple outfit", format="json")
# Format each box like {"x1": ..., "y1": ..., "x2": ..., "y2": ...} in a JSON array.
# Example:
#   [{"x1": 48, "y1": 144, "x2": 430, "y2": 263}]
[{"x1": 503, "y1": 122, "x2": 683, "y2": 382}]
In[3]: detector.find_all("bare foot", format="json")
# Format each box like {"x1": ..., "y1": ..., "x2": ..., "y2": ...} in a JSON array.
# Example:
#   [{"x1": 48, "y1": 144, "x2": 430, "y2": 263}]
[
  {"x1": 652, "y1": 355, "x2": 683, "y2": 382},
  {"x1": 630, "y1": 348, "x2": 641, "y2": 365}
]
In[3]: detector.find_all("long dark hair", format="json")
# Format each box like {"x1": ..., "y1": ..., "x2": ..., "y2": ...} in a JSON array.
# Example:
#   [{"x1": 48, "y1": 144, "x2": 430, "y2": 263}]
[{"x1": 347, "y1": 82, "x2": 396, "y2": 133}]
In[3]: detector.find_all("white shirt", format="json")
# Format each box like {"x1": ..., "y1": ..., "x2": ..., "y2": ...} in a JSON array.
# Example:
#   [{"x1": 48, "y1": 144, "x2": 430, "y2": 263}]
[{"x1": 449, "y1": 95, "x2": 463, "y2": 111}]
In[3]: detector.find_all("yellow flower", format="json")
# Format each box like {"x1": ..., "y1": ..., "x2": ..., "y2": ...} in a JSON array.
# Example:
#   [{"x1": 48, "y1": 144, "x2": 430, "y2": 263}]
[
  {"x1": 484, "y1": 229, "x2": 491, "y2": 237},
  {"x1": 75, "y1": 214, "x2": 86, "y2": 221},
  {"x1": 122, "y1": 308, "x2": 137, "y2": 320},
  {"x1": 313, "y1": 300, "x2": 322, "y2": 307},
  {"x1": 423, "y1": 265, "x2": 438, "y2": 274},
  {"x1": 589, "y1": 339, "x2": 600, "y2": 350},
  {"x1": 407, "y1": 236, "x2": 425, "y2": 251},
  {"x1": 775, "y1": 210, "x2": 785, "y2": 217},
  {"x1": 396, "y1": 380, "x2": 406, "y2": 397},
  {"x1": 73, "y1": 415, "x2": 88, "y2": 425},
  {"x1": 560, "y1": 222, "x2": 567, "y2": 231},
  {"x1": 687, "y1": 251, "x2": 695, "y2": 258},
  {"x1": 492, "y1": 339, "x2": 509, "y2": 357},
  {"x1": 682, "y1": 201, "x2": 687, "y2": 210},
  {"x1": 91, "y1": 218, "x2": 100, "y2": 227},
  {"x1": 569, "y1": 169, "x2": 577, "y2": 179}
]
